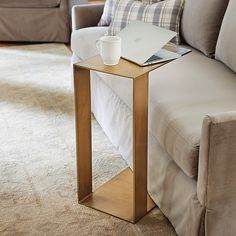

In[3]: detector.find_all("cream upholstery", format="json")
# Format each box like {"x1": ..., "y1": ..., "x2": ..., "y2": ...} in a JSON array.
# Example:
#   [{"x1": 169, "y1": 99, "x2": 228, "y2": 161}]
[{"x1": 71, "y1": 26, "x2": 108, "y2": 60}]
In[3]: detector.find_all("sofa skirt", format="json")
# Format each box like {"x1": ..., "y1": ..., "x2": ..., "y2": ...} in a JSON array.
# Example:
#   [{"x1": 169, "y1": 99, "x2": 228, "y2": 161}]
[
  {"x1": 0, "y1": 7, "x2": 69, "y2": 42},
  {"x1": 91, "y1": 71, "x2": 205, "y2": 236}
]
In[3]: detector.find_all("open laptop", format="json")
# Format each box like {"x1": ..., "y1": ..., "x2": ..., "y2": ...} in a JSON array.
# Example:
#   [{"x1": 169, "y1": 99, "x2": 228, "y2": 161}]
[{"x1": 117, "y1": 21, "x2": 181, "y2": 66}]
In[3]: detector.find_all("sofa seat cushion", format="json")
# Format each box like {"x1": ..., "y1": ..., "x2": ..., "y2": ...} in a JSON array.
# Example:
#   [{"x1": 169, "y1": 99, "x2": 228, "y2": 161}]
[
  {"x1": 148, "y1": 52, "x2": 236, "y2": 178},
  {"x1": 72, "y1": 27, "x2": 236, "y2": 178},
  {"x1": 0, "y1": 0, "x2": 61, "y2": 8}
]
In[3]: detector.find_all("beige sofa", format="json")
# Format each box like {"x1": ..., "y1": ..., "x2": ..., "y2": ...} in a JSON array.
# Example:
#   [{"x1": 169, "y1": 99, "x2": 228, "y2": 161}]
[
  {"x1": 0, "y1": 0, "x2": 87, "y2": 42},
  {"x1": 71, "y1": 0, "x2": 236, "y2": 235}
]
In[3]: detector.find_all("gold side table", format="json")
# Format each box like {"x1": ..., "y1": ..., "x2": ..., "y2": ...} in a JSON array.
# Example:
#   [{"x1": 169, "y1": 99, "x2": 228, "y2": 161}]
[{"x1": 73, "y1": 56, "x2": 165, "y2": 223}]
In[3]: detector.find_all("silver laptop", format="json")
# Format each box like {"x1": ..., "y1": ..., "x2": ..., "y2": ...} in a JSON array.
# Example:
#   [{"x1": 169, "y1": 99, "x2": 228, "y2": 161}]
[{"x1": 117, "y1": 21, "x2": 181, "y2": 66}]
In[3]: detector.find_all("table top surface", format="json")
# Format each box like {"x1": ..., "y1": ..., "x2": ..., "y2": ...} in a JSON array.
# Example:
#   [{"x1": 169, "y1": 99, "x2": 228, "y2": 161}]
[{"x1": 75, "y1": 56, "x2": 168, "y2": 79}]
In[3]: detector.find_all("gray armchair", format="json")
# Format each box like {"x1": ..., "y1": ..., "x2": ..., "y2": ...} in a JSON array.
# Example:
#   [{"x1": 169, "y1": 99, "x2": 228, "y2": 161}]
[{"x1": 0, "y1": 0, "x2": 87, "y2": 43}]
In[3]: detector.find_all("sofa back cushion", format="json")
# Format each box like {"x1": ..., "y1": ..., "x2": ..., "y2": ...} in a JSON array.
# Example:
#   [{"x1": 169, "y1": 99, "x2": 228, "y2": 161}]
[
  {"x1": 215, "y1": 0, "x2": 236, "y2": 73},
  {"x1": 0, "y1": 0, "x2": 61, "y2": 8},
  {"x1": 181, "y1": 0, "x2": 229, "y2": 57}
]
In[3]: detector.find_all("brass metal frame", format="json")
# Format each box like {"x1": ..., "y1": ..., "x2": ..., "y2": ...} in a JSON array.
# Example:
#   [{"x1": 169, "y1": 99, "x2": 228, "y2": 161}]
[{"x1": 74, "y1": 56, "x2": 164, "y2": 223}]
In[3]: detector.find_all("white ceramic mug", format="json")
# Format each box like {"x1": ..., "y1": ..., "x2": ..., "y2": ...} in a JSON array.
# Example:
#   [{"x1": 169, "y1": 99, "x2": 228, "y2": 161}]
[{"x1": 96, "y1": 36, "x2": 121, "y2": 66}]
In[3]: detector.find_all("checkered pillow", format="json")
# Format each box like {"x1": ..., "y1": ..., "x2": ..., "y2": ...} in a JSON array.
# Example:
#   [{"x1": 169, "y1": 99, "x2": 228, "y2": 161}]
[
  {"x1": 108, "y1": 0, "x2": 184, "y2": 44},
  {"x1": 98, "y1": 0, "x2": 116, "y2": 26},
  {"x1": 98, "y1": 0, "x2": 163, "y2": 26},
  {"x1": 142, "y1": 0, "x2": 163, "y2": 4}
]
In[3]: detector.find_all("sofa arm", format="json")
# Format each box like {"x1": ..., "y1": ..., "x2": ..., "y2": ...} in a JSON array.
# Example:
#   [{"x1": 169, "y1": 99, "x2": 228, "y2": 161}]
[
  {"x1": 197, "y1": 111, "x2": 236, "y2": 236},
  {"x1": 72, "y1": 3, "x2": 104, "y2": 31},
  {"x1": 60, "y1": 0, "x2": 69, "y2": 11}
]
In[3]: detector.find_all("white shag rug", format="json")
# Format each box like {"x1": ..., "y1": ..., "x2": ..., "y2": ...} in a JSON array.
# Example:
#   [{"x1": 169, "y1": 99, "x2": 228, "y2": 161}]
[{"x1": 0, "y1": 43, "x2": 176, "y2": 236}]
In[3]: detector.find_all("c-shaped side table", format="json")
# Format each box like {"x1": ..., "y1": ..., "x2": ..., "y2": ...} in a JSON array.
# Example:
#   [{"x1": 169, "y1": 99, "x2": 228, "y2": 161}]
[{"x1": 73, "y1": 56, "x2": 165, "y2": 223}]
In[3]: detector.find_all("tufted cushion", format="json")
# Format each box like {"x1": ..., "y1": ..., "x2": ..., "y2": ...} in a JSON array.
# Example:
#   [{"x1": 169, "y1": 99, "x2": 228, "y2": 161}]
[
  {"x1": 215, "y1": 0, "x2": 236, "y2": 73},
  {"x1": 181, "y1": 0, "x2": 229, "y2": 57}
]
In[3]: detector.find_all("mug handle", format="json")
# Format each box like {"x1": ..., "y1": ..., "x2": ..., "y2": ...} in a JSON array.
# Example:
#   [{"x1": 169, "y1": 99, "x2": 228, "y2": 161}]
[{"x1": 96, "y1": 39, "x2": 101, "y2": 53}]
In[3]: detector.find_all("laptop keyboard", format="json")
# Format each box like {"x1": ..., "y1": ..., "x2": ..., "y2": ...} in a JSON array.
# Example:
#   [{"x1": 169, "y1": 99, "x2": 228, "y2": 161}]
[{"x1": 145, "y1": 54, "x2": 162, "y2": 63}]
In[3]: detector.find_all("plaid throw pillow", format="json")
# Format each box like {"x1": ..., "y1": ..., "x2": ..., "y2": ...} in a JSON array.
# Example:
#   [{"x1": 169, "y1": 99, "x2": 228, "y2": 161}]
[
  {"x1": 108, "y1": 0, "x2": 184, "y2": 44},
  {"x1": 142, "y1": 0, "x2": 163, "y2": 4},
  {"x1": 98, "y1": 0, "x2": 116, "y2": 26},
  {"x1": 98, "y1": 0, "x2": 163, "y2": 26}
]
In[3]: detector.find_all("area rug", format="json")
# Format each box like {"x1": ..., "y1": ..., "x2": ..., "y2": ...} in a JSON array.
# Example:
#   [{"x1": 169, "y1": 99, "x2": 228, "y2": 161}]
[{"x1": 0, "y1": 43, "x2": 176, "y2": 236}]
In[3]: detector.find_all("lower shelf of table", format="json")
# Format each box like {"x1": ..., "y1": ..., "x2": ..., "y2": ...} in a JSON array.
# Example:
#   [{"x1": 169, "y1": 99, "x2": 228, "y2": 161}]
[{"x1": 79, "y1": 168, "x2": 155, "y2": 223}]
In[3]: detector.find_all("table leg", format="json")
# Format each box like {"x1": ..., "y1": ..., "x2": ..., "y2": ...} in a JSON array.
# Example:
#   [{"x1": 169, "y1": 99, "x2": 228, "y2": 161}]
[
  {"x1": 133, "y1": 73, "x2": 149, "y2": 222},
  {"x1": 74, "y1": 66, "x2": 92, "y2": 202}
]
